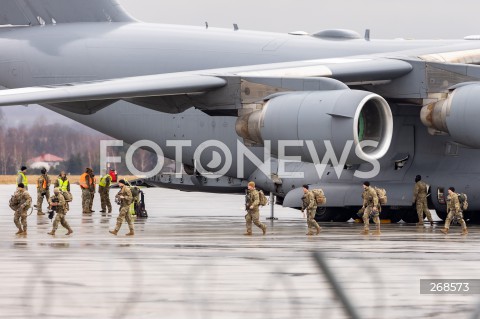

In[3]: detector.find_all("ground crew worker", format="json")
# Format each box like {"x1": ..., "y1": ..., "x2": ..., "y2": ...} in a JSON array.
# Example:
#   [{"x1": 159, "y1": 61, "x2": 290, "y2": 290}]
[
  {"x1": 16, "y1": 166, "x2": 28, "y2": 190},
  {"x1": 12, "y1": 183, "x2": 31, "y2": 235},
  {"x1": 99, "y1": 172, "x2": 112, "y2": 213},
  {"x1": 80, "y1": 168, "x2": 94, "y2": 214},
  {"x1": 301, "y1": 185, "x2": 321, "y2": 235},
  {"x1": 54, "y1": 171, "x2": 71, "y2": 211},
  {"x1": 36, "y1": 167, "x2": 50, "y2": 215},
  {"x1": 47, "y1": 188, "x2": 73, "y2": 236},
  {"x1": 244, "y1": 181, "x2": 267, "y2": 236},
  {"x1": 440, "y1": 187, "x2": 468, "y2": 235},
  {"x1": 361, "y1": 181, "x2": 381, "y2": 235},
  {"x1": 89, "y1": 171, "x2": 96, "y2": 213},
  {"x1": 109, "y1": 179, "x2": 135, "y2": 236},
  {"x1": 413, "y1": 175, "x2": 433, "y2": 226}
]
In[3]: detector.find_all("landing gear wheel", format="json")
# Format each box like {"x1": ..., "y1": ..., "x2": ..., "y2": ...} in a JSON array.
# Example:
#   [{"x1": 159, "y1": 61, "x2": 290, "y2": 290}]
[
  {"x1": 314, "y1": 207, "x2": 335, "y2": 222},
  {"x1": 380, "y1": 210, "x2": 402, "y2": 224},
  {"x1": 435, "y1": 210, "x2": 447, "y2": 221},
  {"x1": 332, "y1": 208, "x2": 353, "y2": 222}
]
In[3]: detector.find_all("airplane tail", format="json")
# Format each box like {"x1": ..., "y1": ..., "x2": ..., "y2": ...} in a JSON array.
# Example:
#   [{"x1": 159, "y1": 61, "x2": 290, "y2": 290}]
[{"x1": 0, "y1": 0, "x2": 136, "y2": 26}]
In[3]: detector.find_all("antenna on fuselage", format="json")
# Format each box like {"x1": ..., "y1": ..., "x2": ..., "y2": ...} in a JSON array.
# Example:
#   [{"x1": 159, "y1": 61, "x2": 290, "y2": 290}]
[
  {"x1": 364, "y1": 29, "x2": 370, "y2": 41},
  {"x1": 205, "y1": 21, "x2": 208, "y2": 29},
  {"x1": 233, "y1": 23, "x2": 239, "y2": 31}
]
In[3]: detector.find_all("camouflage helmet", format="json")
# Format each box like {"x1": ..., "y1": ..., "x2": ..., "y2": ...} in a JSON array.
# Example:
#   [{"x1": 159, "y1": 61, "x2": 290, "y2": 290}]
[{"x1": 53, "y1": 187, "x2": 61, "y2": 194}]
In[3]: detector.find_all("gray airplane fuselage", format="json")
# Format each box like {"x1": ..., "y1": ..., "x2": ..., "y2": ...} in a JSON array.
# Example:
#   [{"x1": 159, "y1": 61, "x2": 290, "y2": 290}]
[{"x1": 1, "y1": 22, "x2": 479, "y2": 219}]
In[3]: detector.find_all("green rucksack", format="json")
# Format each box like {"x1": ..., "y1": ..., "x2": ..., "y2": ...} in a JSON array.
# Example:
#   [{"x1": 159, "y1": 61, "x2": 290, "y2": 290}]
[
  {"x1": 458, "y1": 193, "x2": 468, "y2": 211},
  {"x1": 258, "y1": 190, "x2": 268, "y2": 206}
]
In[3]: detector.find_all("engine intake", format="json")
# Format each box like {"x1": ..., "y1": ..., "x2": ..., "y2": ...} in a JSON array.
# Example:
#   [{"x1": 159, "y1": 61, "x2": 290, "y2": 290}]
[
  {"x1": 236, "y1": 90, "x2": 393, "y2": 164},
  {"x1": 421, "y1": 84, "x2": 480, "y2": 148}
]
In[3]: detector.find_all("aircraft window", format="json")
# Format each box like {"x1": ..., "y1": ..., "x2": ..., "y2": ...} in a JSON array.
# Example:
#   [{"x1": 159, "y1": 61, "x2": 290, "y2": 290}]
[
  {"x1": 395, "y1": 155, "x2": 409, "y2": 170},
  {"x1": 437, "y1": 187, "x2": 446, "y2": 205}
]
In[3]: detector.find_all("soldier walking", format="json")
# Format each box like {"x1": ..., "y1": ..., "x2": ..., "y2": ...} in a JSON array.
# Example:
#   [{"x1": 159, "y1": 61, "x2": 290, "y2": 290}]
[
  {"x1": 36, "y1": 167, "x2": 51, "y2": 215},
  {"x1": 89, "y1": 171, "x2": 96, "y2": 213},
  {"x1": 54, "y1": 171, "x2": 72, "y2": 211},
  {"x1": 301, "y1": 185, "x2": 321, "y2": 235},
  {"x1": 109, "y1": 179, "x2": 135, "y2": 236},
  {"x1": 361, "y1": 181, "x2": 381, "y2": 235},
  {"x1": 79, "y1": 168, "x2": 94, "y2": 214},
  {"x1": 244, "y1": 181, "x2": 267, "y2": 236},
  {"x1": 12, "y1": 183, "x2": 32, "y2": 235},
  {"x1": 440, "y1": 187, "x2": 468, "y2": 235},
  {"x1": 413, "y1": 175, "x2": 433, "y2": 226},
  {"x1": 47, "y1": 188, "x2": 73, "y2": 236},
  {"x1": 98, "y1": 171, "x2": 112, "y2": 213}
]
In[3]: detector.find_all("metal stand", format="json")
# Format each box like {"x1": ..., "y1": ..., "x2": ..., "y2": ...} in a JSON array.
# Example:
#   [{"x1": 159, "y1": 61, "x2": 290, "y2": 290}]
[{"x1": 266, "y1": 193, "x2": 278, "y2": 220}]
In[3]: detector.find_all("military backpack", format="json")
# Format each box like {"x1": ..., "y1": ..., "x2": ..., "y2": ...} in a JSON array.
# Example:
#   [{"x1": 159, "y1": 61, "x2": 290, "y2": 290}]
[
  {"x1": 9, "y1": 195, "x2": 20, "y2": 211},
  {"x1": 312, "y1": 189, "x2": 326, "y2": 205},
  {"x1": 374, "y1": 187, "x2": 388, "y2": 205},
  {"x1": 458, "y1": 193, "x2": 468, "y2": 211},
  {"x1": 258, "y1": 190, "x2": 268, "y2": 206}
]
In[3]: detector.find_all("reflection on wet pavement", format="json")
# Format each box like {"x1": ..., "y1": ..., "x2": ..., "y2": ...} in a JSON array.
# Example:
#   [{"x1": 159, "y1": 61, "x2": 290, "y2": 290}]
[{"x1": 0, "y1": 185, "x2": 478, "y2": 318}]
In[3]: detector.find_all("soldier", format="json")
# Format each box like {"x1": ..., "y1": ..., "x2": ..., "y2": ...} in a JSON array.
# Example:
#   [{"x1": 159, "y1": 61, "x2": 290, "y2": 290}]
[
  {"x1": 36, "y1": 167, "x2": 51, "y2": 215},
  {"x1": 54, "y1": 171, "x2": 72, "y2": 211},
  {"x1": 12, "y1": 183, "x2": 32, "y2": 235},
  {"x1": 440, "y1": 187, "x2": 468, "y2": 235},
  {"x1": 98, "y1": 171, "x2": 112, "y2": 213},
  {"x1": 89, "y1": 171, "x2": 96, "y2": 213},
  {"x1": 413, "y1": 175, "x2": 433, "y2": 226},
  {"x1": 79, "y1": 168, "x2": 94, "y2": 214},
  {"x1": 361, "y1": 181, "x2": 381, "y2": 235},
  {"x1": 16, "y1": 166, "x2": 28, "y2": 190},
  {"x1": 244, "y1": 181, "x2": 267, "y2": 236},
  {"x1": 47, "y1": 188, "x2": 73, "y2": 236},
  {"x1": 301, "y1": 185, "x2": 321, "y2": 235},
  {"x1": 109, "y1": 179, "x2": 135, "y2": 236}
]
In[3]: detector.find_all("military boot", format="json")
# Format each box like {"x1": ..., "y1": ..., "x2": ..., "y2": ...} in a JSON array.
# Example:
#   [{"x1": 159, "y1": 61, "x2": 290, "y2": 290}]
[
  {"x1": 430, "y1": 221, "x2": 434, "y2": 226},
  {"x1": 47, "y1": 230, "x2": 55, "y2": 236},
  {"x1": 316, "y1": 226, "x2": 321, "y2": 235},
  {"x1": 462, "y1": 228, "x2": 469, "y2": 235},
  {"x1": 126, "y1": 230, "x2": 135, "y2": 236},
  {"x1": 109, "y1": 229, "x2": 118, "y2": 236},
  {"x1": 66, "y1": 228, "x2": 73, "y2": 236},
  {"x1": 37, "y1": 211, "x2": 45, "y2": 216},
  {"x1": 15, "y1": 229, "x2": 23, "y2": 235},
  {"x1": 440, "y1": 228, "x2": 449, "y2": 234},
  {"x1": 306, "y1": 230, "x2": 314, "y2": 236},
  {"x1": 374, "y1": 228, "x2": 381, "y2": 235},
  {"x1": 262, "y1": 225, "x2": 267, "y2": 235},
  {"x1": 22, "y1": 227, "x2": 27, "y2": 235},
  {"x1": 244, "y1": 230, "x2": 252, "y2": 236}
]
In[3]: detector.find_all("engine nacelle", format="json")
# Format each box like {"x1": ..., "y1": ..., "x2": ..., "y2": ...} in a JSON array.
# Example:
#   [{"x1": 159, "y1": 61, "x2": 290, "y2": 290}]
[
  {"x1": 236, "y1": 90, "x2": 393, "y2": 164},
  {"x1": 421, "y1": 84, "x2": 480, "y2": 148}
]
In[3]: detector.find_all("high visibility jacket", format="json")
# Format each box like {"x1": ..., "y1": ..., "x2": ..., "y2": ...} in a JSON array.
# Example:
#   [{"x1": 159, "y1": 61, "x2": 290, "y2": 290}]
[
  {"x1": 99, "y1": 174, "x2": 111, "y2": 187},
  {"x1": 17, "y1": 172, "x2": 28, "y2": 187},
  {"x1": 37, "y1": 175, "x2": 49, "y2": 189},
  {"x1": 79, "y1": 173, "x2": 89, "y2": 189},
  {"x1": 57, "y1": 178, "x2": 69, "y2": 192}
]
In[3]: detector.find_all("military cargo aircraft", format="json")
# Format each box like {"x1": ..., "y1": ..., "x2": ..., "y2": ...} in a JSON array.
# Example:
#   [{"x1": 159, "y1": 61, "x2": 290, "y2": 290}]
[{"x1": 0, "y1": 0, "x2": 479, "y2": 222}]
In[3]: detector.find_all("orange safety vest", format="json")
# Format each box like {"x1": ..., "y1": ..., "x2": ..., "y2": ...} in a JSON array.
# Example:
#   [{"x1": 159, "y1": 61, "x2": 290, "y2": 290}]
[
  {"x1": 37, "y1": 176, "x2": 47, "y2": 189},
  {"x1": 79, "y1": 173, "x2": 89, "y2": 189}
]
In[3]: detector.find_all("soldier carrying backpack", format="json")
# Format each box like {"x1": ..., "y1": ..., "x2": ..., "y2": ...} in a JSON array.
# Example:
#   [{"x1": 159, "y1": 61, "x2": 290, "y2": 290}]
[
  {"x1": 243, "y1": 181, "x2": 267, "y2": 236},
  {"x1": 301, "y1": 185, "x2": 321, "y2": 235}
]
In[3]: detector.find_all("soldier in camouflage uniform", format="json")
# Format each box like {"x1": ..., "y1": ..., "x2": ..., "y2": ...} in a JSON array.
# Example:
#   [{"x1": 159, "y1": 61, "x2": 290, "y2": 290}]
[
  {"x1": 301, "y1": 185, "x2": 321, "y2": 235},
  {"x1": 440, "y1": 187, "x2": 468, "y2": 235},
  {"x1": 98, "y1": 172, "x2": 112, "y2": 213},
  {"x1": 413, "y1": 175, "x2": 433, "y2": 226},
  {"x1": 361, "y1": 181, "x2": 381, "y2": 235},
  {"x1": 12, "y1": 183, "x2": 32, "y2": 235},
  {"x1": 47, "y1": 188, "x2": 73, "y2": 236},
  {"x1": 244, "y1": 181, "x2": 267, "y2": 236},
  {"x1": 89, "y1": 171, "x2": 96, "y2": 213},
  {"x1": 36, "y1": 167, "x2": 51, "y2": 215},
  {"x1": 80, "y1": 168, "x2": 94, "y2": 214},
  {"x1": 109, "y1": 179, "x2": 135, "y2": 236}
]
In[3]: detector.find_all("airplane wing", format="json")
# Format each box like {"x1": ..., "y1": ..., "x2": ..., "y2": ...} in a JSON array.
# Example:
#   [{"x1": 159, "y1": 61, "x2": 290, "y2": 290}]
[{"x1": 0, "y1": 57, "x2": 412, "y2": 113}]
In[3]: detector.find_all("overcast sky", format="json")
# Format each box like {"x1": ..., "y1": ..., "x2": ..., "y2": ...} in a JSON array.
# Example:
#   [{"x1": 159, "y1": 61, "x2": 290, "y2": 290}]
[{"x1": 118, "y1": 0, "x2": 480, "y2": 39}]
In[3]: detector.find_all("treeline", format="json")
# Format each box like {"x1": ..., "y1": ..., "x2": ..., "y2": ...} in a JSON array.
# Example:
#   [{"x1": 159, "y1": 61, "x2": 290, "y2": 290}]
[{"x1": 0, "y1": 110, "x2": 165, "y2": 175}]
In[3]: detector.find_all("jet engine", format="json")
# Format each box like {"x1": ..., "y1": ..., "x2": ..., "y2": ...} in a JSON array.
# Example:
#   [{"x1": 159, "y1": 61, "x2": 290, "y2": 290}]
[
  {"x1": 421, "y1": 84, "x2": 480, "y2": 148},
  {"x1": 236, "y1": 90, "x2": 393, "y2": 164}
]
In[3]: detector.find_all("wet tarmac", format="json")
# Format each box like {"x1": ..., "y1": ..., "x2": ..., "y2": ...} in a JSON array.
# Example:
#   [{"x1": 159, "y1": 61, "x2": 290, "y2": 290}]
[{"x1": 1, "y1": 184, "x2": 479, "y2": 319}]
